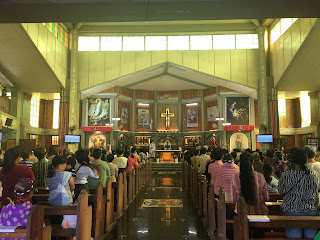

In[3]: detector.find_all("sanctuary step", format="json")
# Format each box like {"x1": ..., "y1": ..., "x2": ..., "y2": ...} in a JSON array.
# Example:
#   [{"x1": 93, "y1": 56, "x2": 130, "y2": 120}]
[{"x1": 152, "y1": 162, "x2": 182, "y2": 172}]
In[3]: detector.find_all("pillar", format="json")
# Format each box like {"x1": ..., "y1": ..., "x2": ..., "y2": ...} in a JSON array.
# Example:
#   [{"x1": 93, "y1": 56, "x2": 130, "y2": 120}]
[
  {"x1": 10, "y1": 85, "x2": 23, "y2": 144},
  {"x1": 178, "y1": 90, "x2": 182, "y2": 132},
  {"x1": 68, "y1": 29, "x2": 80, "y2": 153},
  {"x1": 131, "y1": 90, "x2": 136, "y2": 132},
  {"x1": 201, "y1": 90, "x2": 206, "y2": 132},
  {"x1": 257, "y1": 26, "x2": 269, "y2": 135},
  {"x1": 154, "y1": 91, "x2": 158, "y2": 131}
]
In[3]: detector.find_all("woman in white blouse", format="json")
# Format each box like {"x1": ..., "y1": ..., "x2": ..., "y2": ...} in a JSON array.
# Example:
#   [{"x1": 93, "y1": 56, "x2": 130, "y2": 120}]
[{"x1": 74, "y1": 149, "x2": 100, "y2": 200}]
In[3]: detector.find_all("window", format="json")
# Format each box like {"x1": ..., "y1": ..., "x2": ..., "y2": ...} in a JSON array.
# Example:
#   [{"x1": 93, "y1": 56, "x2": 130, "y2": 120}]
[
  {"x1": 52, "y1": 136, "x2": 59, "y2": 146},
  {"x1": 236, "y1": 34, "x2": 259, "y2": 49},
  {"x1": 190, "y1": 35, "x2": 212, "y2": 50},
  {"x1": 168, "y1": 36, "x2": 189, "y2": 50},
  {"x1": 78, "y1": 36, "x2": 99, "y2": 51},
  {"x1": 145, "y1": 36, "x2": 167, "y2": 51},
  {"x1": 280, "y1": 18, "x2": 292, "y2": 34},
  {"x1": 123, "y1": 36, "x2": 144, "y2": 51},
  {"x1": 52, "y1": 100, "x2": 60, "y2": 129},
  {"x1": 213, "y1": 35, "x2": 235, "y2": 50},
  {"x1": 300, "y1": 92, "x2": 311, "y2": 127},
  {"x1": 101, "y1": 37, "x2": 122, "y2": 51},
  {"x1": 271, "y1": 18, "x2": 298, "y2": 45},
  {"x1": 278, "y1": 99, "x2": 286, "y2": 115},
  {"x1": 30, "y1": 93, "x2": 40, "y2": 128},
  {"x1": 30, "y1": 134, "x2": 39, "y2": 147}
]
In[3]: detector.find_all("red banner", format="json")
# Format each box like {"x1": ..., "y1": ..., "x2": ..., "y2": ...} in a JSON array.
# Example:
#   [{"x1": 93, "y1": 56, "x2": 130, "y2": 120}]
[
  {"x1": 224, "y1": 125, "x2": 255, "y2": 131},
  {"x1": 81, "y1": 126, "x2": 112, "y2": 132}
]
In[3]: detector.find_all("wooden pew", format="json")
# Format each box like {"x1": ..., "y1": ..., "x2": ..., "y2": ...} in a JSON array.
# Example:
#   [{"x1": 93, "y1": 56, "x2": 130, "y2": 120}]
[
  {"x1": 105, "y1": 178, "x2": 115, "y2": 233},
  {"x1": 207, "y1": 183, "x2": 217, "y2": 240},
  {"x1": 198, "y1": 174, "x2": 204, "y2": 216},
  {"x1": 44, "y1": 190, "x2": 92, "y2": 240},
  {"x1": 123, "y1": 171, "x2": 128, "y2": 211},
  {"x1": 116, "y1": 172, "x2": 124, "y2": 220},
  {"x1": 216, "y1": 188, "x2": 227, "y2": 240},
  {"x1": 127, "y1": 169, "x2": 134, "y2": 205},
  {"x1": 233, "y1": 197, "x2": 320, "y2": 240},
  {"x1": 202, "y1": 175, "x2": 208, "y2": 227},
  {"x1": 0, "y1": 205, "x2": 51, "y2": 240},
  {"x1": 269, "y1": 193, "x2": 283, "y2": 202},
  {"x1": 92, "y1": 183, "x2": 106, "y2": 240}
]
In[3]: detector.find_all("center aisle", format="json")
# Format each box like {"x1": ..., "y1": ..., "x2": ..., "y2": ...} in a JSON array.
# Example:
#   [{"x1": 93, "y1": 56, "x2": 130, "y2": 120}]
[{"x1": 105, "y1": 170, "x2": 210, "y2": 240}]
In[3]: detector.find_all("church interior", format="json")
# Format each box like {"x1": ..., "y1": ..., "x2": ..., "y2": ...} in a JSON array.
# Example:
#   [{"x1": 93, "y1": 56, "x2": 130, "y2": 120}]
[{"x1": 0, "y1": 1, "x2": 320, "y2": 239}]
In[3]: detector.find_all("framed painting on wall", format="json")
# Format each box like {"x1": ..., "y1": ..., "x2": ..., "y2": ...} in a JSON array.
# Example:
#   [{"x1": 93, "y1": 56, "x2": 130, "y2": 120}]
[
  {"x1": 121, "y1": 108, "x2": 128, "y2": 124},
  {"x1": 137, "y1": 109, "x2": 150, "y2": 129},
  {"x1": 187, "y1": 107, "x2": 198, "y2": 128},
  {"x1": 226, "y1": 97, "x2": 249, "y2": 125},
  {"x1": 207, "y1": 106, "x2": 218, "y2": 122},
  {"x1": 88, "y1": 98, "x2": 110, "y2": 126}
]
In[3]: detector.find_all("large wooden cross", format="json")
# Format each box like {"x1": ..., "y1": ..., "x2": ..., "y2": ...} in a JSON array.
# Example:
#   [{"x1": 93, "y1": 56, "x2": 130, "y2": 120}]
[{"x1": 161, "y1": 108, "x2": 174, "y2": 130}]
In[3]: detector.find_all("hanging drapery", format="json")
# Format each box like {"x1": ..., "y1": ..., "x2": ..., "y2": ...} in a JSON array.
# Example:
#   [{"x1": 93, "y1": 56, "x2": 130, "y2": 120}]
[
  {"x1": 269, "y1": 101, "x2": 279, "y2": 140},
  {"x1": 59, "y1": 103, "x2": 69, "y2": 153}
]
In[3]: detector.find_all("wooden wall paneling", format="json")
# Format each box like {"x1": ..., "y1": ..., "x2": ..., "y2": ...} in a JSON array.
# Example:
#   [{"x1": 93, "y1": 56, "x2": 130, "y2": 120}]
[
  {"x1": 135, "y1": 104, "x2": 153, "y2": 132},
  {"x1": 285, "y1": 100, "x2": 294, "y2": 128},
  {"x1": 39, "y1": 99, "x2": 45, "y2": 128},
  {"x1": 157, "y1": 104, "x2": 179, "y2": 131},
  {"x1": 119, "y1": 87, "x2": 133, "y2": 98},
  {"x1": 100, "y1": 87, "x2": 118, "y2": 94},
  {"x1": 218, "y1": 86, "x2": 236, "y2": 92},
  {"x1": 181, "y1": 89, "x2": 200, "y2": 100},
  {"x1": 118, "y1": 101, "x2": 130, "y2": 131},
  {"x1": 203, "y1": 88, "x2": 216, "y2": 97},
  {"x1": 45, "y1": 100, "x2": 54, "y2": 129},
  {"x1": 310, "y1": 92, "x2": 319, "y2": 124},
  {"x1": 206, "y1": 100, "x2": 218, "y2": 131},
  {"x1": 45, "y1": 135, "x2": 52, "y2": 150},
  {"x1": 183, "y1": 104, "x2": 202, "y2": 132},
  {"x1": 157, "y1": 91, "x2": 178, "y2": 101},
  {"x1": 293, "y1": 99, "x2": 301, "y2": 128},
  {"x1": 135, "y1": 90, "x2": 154, "y2": 100}
]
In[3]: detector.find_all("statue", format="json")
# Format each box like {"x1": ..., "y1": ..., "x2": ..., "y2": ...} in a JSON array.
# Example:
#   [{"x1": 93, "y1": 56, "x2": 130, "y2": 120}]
[
  {"x1": 149, "y1": 141, "x2": 156, "y2": 158},
  {"x1": 210, "y1": 134, "x2": 217, "y2": 149},
  {"x1": 236, "y1": 135, "x2": 242, "y2": 149},
  {"x1": 164, "y1": 139, "x2": 171, "y2": 150}
]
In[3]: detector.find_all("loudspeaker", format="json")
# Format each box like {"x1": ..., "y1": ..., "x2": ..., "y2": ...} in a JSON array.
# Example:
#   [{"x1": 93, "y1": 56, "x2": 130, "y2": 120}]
[{"x1": 5, "y1": 118, "x2": 13, "y2": 126}]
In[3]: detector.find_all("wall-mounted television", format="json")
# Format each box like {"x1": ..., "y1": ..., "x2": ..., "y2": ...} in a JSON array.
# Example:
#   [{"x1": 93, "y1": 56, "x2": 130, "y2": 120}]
[
  {"x1": 257, "y1": 134, "x2": 273, "y2": 143},
  {"x1": 0, "y1": 132, "x2": 2, "y2": 142},
  {"x1": 65, "y1": 135, "x2": 80, "y2": 143}
]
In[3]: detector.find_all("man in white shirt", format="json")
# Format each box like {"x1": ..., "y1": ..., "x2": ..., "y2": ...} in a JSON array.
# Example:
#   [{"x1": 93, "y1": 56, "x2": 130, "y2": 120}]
[
  {"x1": 113, "y1": 148, "x2": 128, "y2": 169},
  {"x1": 197, "y1": 147, "x2": 211, "y2": 174}
]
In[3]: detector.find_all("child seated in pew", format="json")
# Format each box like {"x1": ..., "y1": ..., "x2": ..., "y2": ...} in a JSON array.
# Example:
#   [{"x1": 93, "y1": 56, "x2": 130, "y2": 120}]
[
  {"x1": 65, "y1": 156, "x2": 76, "y2": 178},
  {"x1": 46, "y1": 155, "x2": 77, "y2": 231},
  {"x1": 107, "y1": 154, "x2": 118, "y2": 183},
  {"x1": 0, "y1": 178, "x2": 33, "y2": 240},
  {"x1": 263, "y1": 163, "x2": 278, "y2": 193}
]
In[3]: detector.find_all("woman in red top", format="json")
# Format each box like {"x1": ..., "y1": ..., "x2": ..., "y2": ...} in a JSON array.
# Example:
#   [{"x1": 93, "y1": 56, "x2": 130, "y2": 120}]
[{"x1": 0, "y1": 148, "x2": 34, "y2": 205}]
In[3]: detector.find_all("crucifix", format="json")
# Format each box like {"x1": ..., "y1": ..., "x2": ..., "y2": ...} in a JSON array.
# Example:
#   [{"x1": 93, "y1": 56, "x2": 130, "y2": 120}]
[{"x1": 161, "y1": 108, "x2": 174, "y2": 130}]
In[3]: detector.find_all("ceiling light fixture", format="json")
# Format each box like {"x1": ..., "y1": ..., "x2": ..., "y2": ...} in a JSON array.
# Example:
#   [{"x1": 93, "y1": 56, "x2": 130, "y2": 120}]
[
  {"x1": 112, "y1": 117, "x2": 121, "y2": 121},
  {"x1": 186, "y1": 103, "x2": 198, "y2": 106},
  {"x1": 138, "y1": 103, "x2": 149, "y2": 106}
]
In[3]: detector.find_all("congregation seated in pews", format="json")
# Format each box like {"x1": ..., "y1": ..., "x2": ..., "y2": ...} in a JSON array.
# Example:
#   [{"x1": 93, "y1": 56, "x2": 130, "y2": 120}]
[
  {"x1": 183, "y1": 144, "x2": 320, "y2": 239},
  {"x1": 0, "y1": 145, "x2": 153, "y2": 239}
]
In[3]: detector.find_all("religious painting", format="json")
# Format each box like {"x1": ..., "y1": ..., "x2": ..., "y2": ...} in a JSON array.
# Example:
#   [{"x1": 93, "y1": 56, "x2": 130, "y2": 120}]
[
  {"x1": 88, "y1": 98, "x2": 110, "y2": 126},
  {"x1": 89, "y1": 133, "x2": 106, "y2": 149},
  {"x1": 226, "y1": 97, "x2": 249, "y2": 125},
  {"x1": 137, "y1": 109, "x2": 150, "y2": 129},
  {"x1": 207, "y1": 106, "x2": 219, "y2": 122},
  {"x1": 120, "y1": 108, "x2": 128, "y2": 124},
  {"x1": 187, "y1": 107, "x2": 198, "y2": 128}
]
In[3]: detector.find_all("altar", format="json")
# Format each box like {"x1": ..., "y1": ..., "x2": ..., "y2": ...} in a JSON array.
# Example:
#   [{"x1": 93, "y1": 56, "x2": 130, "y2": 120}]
[{"x1": 155, "y1": 150, "x2": 180, "y2": 162}]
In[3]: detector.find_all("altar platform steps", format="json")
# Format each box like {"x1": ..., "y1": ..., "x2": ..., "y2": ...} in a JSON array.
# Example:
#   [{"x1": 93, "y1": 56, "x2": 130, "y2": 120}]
[{"x1": 152, "y1": 162, "x2": 182, "y2": 172}]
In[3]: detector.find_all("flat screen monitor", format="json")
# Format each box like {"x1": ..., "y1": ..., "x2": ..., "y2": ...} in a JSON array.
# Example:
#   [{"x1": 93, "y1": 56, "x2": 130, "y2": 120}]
[
  {"x1": 65, "y1": 135, "x2": 80, "y2": 143},
  {"x1": 257, "y1": 134, "x2": 273, "y2": 143},
  {"x1": 0, "y1": 132, "x2": 2, "y2": 142}
]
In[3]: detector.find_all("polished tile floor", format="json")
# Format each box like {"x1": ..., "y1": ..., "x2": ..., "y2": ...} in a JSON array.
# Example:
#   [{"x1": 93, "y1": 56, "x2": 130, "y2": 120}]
[{"x1": 105, "y1": 171, "x2": 210, "y2": 240}]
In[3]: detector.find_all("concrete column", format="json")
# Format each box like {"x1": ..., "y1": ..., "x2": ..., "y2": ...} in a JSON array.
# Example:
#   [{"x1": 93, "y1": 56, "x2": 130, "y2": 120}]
[
  {"x1": 249, "y1": 98, "x2": 256, "y2": 150},
  {"x1": 131, "y1": 90, "x2": 136, "y2": 132},
  {"x1": 257, "y1": 26, "x2": 269, "y2": 134},
  {"x1": 10, "y1": 86, "x2": 23, "y2": 144},
  {"x1": 178, "y1": 90, "x2": 182, "y2": 132},
  {"x1": 201, "y1": 90, "x2": 206, "y2": 132},
  {"x1": 68, "y1": 29, "x2": 80, "y2": 153},
  {"x1": 154, "y1": 91, "x2": 158, "y2": 131}
]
